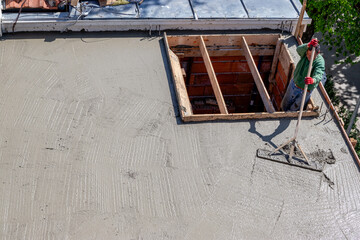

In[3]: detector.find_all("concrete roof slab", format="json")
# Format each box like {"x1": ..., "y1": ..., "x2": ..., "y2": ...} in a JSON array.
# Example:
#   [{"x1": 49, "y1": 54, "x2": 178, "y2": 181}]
[{"x1": 0, "y1": 32, "x2": 358, "y2": 239}]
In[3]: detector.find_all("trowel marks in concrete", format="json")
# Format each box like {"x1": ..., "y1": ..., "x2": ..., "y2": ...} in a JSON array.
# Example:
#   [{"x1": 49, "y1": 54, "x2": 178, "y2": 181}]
[{"x1": 0, "y1": 33, "x2": 360, "y2": 239}]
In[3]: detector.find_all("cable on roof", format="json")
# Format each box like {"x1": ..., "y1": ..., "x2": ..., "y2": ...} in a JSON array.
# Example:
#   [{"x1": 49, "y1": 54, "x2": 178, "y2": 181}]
[{"x1": 12, "y1": 0, "x2": 27, "y2": 33}]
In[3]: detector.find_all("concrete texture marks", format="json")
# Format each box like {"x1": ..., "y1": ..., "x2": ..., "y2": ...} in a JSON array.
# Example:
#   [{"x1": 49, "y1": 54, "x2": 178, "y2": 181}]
[{"x1": 0, "y1": 32, "x2": 359, "y2": 239}]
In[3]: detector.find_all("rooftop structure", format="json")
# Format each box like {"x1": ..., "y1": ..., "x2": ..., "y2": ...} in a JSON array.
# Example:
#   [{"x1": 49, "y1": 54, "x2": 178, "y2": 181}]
[
  {"x1": 0, "y1": 31, "x2": 359, "y2": 240},
  {"x1": 0, "y1": 0, "x2": 311, "y2": 34},
  {"x1": 0, "y1": 1, "x2": 359, "y2": 239}
]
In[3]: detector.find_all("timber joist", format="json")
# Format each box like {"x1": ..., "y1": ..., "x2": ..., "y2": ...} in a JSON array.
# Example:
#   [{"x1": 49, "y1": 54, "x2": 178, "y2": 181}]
[{"x1": 164, "y1": 33, "x2": 319, "y2": 122}]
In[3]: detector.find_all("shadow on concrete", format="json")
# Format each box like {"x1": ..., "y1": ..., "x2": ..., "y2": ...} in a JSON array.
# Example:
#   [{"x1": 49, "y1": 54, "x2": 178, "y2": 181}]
[
  {"x1": 248, "y1": 119, "x2": 291, "y2": 149},
  {"x1": 158, "y1": 36, "x2": 183, "y2": 125},
  {"x1": 0, "y1": 31, "x2": 152, "y2": 41}
]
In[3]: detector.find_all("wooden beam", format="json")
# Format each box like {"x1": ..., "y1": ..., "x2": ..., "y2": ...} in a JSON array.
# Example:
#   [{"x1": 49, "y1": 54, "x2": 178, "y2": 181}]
[
  {"x1": 294, "y1": 0, "x2": 307, "y2": 39},
  {"x1": 163, "y1": 33, "x2": 193, "y2": 118},
  {"x1": 278, "y1": 44, "x2": 294, "y2": 72},
  {"x1": 241, "y1": 37, "x2": 275, "y2": 113},
  {"x1": 70, "y1": 0, "x2": 79, "y2": 7},
  {"x1": 287, "y1": 62, "x2": 295, "y2": 88},
  {"x1": 318, "y1": 82, "x2": 360, "y2": 169},
  {"x1": 167, "y1": 34, "x2": 280, "y2": 48},
  {"x1": 299, "y1": 24, "x2": 306, "y2": 39},
  {"x1": 170, "y1": 47, "x2": 275, "y2": 58},
  {"x1": 183, "y1": 111, "x2": 319, "y2": 122},
  {"x1": 199, "y1": 36, "x2": 228, "y2": 114},
  {"x1": 268, "y1": 38, "x2": 283, "y2": 84}
]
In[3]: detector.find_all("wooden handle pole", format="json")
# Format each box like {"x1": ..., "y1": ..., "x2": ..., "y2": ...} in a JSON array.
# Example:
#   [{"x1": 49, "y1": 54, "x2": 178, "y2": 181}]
[
  {"x1": 294, "y1": 0, "x2": 307, "y2": 38},
  {"x1": 293, "y1": 44, "x2": 316, "y2": 139}
]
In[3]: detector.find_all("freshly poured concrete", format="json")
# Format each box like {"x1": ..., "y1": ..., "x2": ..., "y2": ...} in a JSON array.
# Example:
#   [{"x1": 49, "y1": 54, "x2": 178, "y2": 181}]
[{"x1": 0, "y1": 33, "x2": 359, "y2": 239}]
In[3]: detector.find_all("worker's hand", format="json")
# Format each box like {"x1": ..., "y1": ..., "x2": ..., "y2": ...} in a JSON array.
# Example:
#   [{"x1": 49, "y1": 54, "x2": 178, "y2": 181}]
[
  {"x1": 305, "y1": 77, "x2": 314, "y2": 85},
  {"x1": 307, "y1": 39, "x2": 319, "y2": 48}
]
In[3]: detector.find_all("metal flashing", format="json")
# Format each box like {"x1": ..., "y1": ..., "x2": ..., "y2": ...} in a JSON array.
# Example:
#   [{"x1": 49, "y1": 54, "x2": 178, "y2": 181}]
[
  {"x1": 242, "y1": 0, "x2": 300, "y2": 18},
  {"x1": 138, "y1": 0, "x2": 193, "y2": 19},
  {"x1": 191, "y1": 0, "x2": 247, "y2": 19},
  {"x1": 1, "y1": 18, "x2": 311, "y2": 33},
  {"x1": 291, "y1": 0, "x2": 309, "y2": 18},
  {"x1": 0, "y1": 0, "x2": 312, "y2": 33},
  {"x1": 84, "y1": 3, "x2": 137, "y2": 19}
]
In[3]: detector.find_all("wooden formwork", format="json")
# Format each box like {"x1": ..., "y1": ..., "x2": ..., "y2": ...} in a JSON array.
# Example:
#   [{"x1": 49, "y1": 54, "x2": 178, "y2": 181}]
[{"x1": 164, "y1": 33, "x2": 319, "y2": 122}]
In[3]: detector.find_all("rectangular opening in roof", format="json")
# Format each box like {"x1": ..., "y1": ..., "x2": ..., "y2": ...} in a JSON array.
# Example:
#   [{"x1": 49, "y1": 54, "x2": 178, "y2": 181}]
[
  {"x1": 181, "y1": 55, "x2": 273, "y2": 114},
  {"x1": 164, "y1": 34, "x2": 319, "y2": 122}
]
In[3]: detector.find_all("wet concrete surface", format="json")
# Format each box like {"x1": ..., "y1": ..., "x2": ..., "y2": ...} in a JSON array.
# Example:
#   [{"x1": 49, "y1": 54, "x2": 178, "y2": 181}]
[{"x1": 0, "y1": 32, "x2": 359, "y2": 239}]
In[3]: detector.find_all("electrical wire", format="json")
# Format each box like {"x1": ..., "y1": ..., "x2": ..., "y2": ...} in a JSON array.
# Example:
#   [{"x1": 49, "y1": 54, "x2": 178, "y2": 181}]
[{"x1": 12, "y1": 0, "x2": 27, "y2": 33}]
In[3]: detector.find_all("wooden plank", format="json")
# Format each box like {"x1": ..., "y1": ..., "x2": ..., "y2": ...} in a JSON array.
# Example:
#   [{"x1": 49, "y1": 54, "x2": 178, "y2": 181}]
[
  {"x1": 278, "y1": 45, "x2": 293, "y2": 72},
  {"x1": 205, "y1": 35, "x2": 279, "y2": 47},
  {"x1": 273, "y1": 86, "x2": 283, "y2": 110},
  {"x1": 181, "y1": 68, "x2": 186, "y2": 78},
  {"x1": 318, "y1": 82, "x2": 360, "y2": 169},
  {"x1": 191, "y1": 73, "x2": 258, "y2": 85},
  {"x1": 294, "y1": 0, "x2": 307, "y2": 38},
  {"x1": 268, "y1": 38, "x2": 283, "y2": 84},
  {"x1": 286, "y1": 62, "x2": 295, "y2": 89},
  {"x1": 70, "y1": 0, "x2": 79, "y2": 7},
  {"x1": 191, "y1": 61, "x2": 251, "y2": 73},
  {"x1": 275, "y1": 72, "x2": 286, "y2": 93},
  {"x1": 240, "y1": 37, "x2": 275, "y2": 113},
  {"x1": 171, "y1": 47, "x2": 275, "y2": 58},
  {"x1": 277, "y1": 62, "x2": 288, "y2": 89},
  {"x1": 167, "y1": 34, "x2": 280, "y2": 48},
  {"x1": 163, "y1": 33, "x2": 193, "y2": 118},
  {"x1": 183, "y1": 110, "x2": 319, "y2": 122},
  {"x1": 199, "y1": 36, "x2": 228, "y2": 114},
  {"x1": 285, "y1": 46, "x2": 295, "y2": 66},
  {"x1": 307, "y1": 98, "x2": 315, "y2": 110}
]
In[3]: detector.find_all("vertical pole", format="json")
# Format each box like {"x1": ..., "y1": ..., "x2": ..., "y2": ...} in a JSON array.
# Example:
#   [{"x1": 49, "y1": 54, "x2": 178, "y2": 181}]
[
  {"x1": 293, "y1": 46, "x2": 315, "y2": 139},
  {"x1": 294, "y1": 0, "x2": 307, "y2": 39},
  {"x1": 346, "y1": 97, "x2": 360, "y2": 136}
]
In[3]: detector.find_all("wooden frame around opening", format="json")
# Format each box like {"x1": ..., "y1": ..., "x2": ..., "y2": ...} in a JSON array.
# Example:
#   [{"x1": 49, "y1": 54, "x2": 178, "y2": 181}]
[{"x1": 164, "y1": 33, "x2": 319, "y2": 122}]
